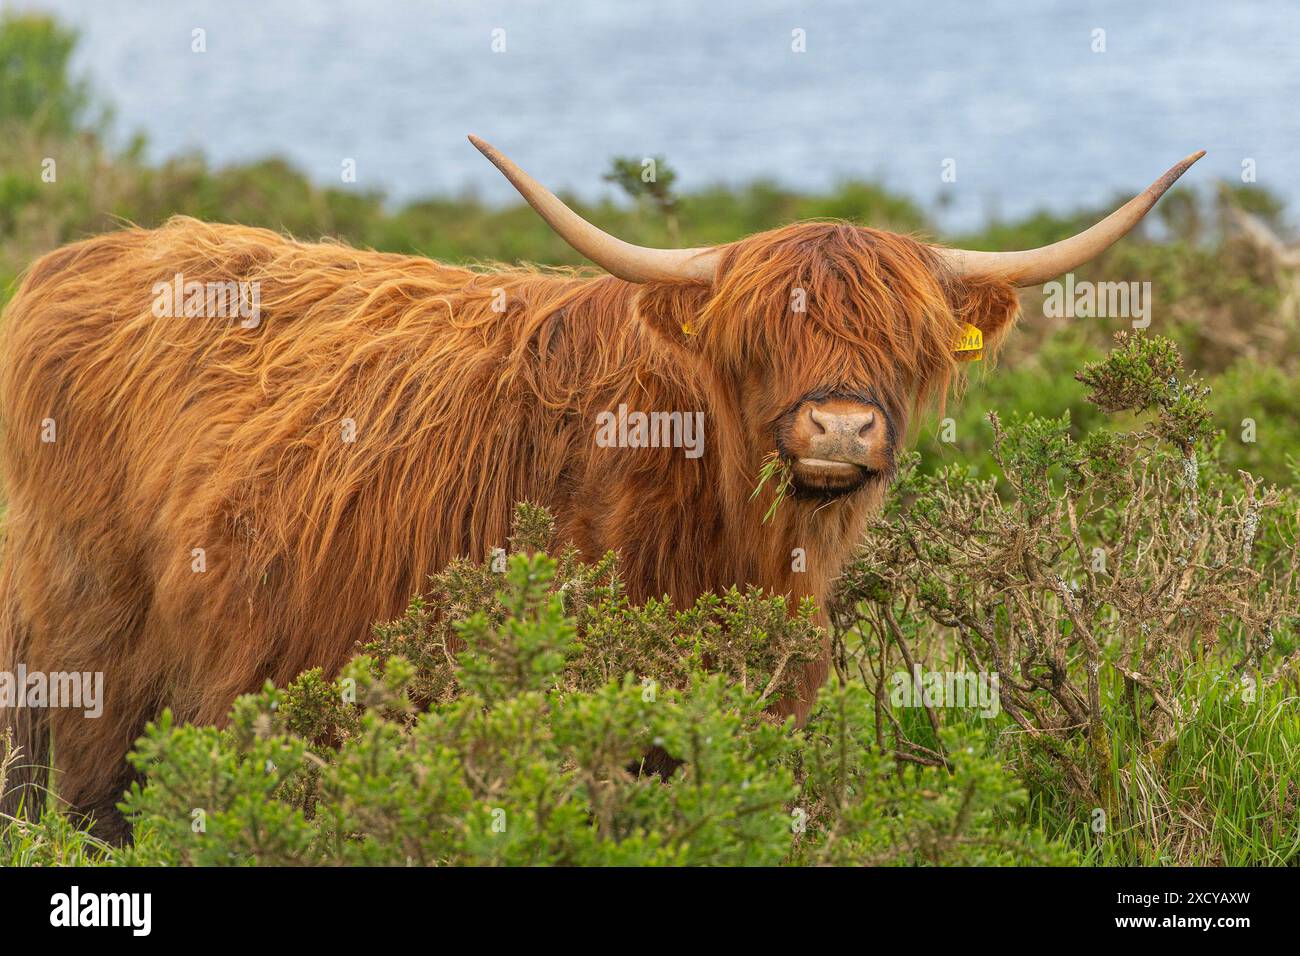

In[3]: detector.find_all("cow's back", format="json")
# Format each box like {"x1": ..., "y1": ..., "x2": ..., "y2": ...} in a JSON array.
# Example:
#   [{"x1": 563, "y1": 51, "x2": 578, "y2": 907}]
[{"x1": 0, "y1": 219, "x2": 609, "y2": 833}]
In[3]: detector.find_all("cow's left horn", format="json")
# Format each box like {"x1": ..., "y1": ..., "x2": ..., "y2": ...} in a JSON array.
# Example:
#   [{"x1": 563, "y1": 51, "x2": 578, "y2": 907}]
[
  {"x1": 932, "y1": 151, "x2": 1206, "y2": 287},
  {"x1": 469, "y1": 135, "x2": 719, "y2": 284}
]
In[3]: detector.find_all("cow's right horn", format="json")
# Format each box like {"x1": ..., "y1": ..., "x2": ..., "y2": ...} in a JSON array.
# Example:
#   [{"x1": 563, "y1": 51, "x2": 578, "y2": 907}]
[{"x1": 469, "y1": 135, "x2": 719, "y2": 284}]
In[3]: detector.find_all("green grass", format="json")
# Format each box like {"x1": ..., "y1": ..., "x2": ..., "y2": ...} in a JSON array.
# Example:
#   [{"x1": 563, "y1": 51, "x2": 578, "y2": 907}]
[
  {"x1": 0, "y1": 734, "x2": 112, "y2": 865},
  {"x1": 1022, "y1": 674, "x2": 1300, "y2": 865}
]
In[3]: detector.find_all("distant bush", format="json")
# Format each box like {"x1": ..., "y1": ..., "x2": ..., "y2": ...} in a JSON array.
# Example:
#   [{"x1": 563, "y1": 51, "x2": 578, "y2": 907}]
[{"x1": 0, "y1": 12, "x2": 93, "y2": 135}]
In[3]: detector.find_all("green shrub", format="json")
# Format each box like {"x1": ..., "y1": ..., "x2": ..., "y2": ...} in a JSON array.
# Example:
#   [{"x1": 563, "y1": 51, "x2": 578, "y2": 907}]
[
  {"x1": 107, "y1": 516, "x2": 1065, "y2": 866},
  {"x1": 0, "y1": 13, "x2": 93, "y2": 135}
]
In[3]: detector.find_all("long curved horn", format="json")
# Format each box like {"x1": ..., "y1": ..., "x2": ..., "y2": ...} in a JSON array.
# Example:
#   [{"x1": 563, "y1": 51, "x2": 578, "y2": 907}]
[
  {"x1": 469, "y1": 135, "x2": 719, "y2": 284},
  {"x1": 933, "y1": 151, "x2": 1206, "y2": 287}
]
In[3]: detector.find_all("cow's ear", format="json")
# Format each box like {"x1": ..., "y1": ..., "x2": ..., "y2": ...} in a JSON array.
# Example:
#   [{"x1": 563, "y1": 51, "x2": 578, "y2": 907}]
[
  {"x1": 947, "y1": 276, "x2": 1022, "y2": 361},
  {"x1": 633, "y1": 281, "x2": 713, "y2": 360}
]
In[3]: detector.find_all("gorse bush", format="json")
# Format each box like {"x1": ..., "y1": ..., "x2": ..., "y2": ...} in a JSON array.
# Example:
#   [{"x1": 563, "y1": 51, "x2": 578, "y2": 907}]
[
  {"x1": 360, "y1": 504, "x2": 823, "y2": 710},
  {"x1": 109, "y1": 511, "x2": 1068, "y2": 866}
]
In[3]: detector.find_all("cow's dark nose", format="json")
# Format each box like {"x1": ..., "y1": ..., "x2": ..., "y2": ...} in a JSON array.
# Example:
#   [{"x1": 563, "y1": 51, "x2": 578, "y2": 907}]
[{"x1": 797, "y1": 399, "x2": 885, "y2": 466}]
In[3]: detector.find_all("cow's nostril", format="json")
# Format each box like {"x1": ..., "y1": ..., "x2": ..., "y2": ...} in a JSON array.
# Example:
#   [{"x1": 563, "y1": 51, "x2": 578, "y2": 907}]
[
  {"x1": 858, "y1": 411, "x2": 875, "y2": 438},
  {"x1": 807, "y1": 408, "x2": 829, "y2": 435}
]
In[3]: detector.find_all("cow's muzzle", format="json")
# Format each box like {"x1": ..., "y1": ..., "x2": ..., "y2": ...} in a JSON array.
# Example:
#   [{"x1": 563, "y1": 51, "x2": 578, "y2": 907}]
[{"x1": 776, "y1": 394, "x2": 894, "y2": 496}]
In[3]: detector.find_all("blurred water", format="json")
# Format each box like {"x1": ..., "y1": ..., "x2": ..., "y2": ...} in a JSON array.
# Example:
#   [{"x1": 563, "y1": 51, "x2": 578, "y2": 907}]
[{"x1": 8, "y1": 0, "x2": 1300, "y2": 230}]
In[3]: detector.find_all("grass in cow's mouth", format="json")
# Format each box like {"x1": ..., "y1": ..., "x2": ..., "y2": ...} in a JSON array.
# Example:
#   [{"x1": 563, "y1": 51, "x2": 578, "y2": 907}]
[{"x1": 751, "y1": 451, "x2": 795, "y2": 523}]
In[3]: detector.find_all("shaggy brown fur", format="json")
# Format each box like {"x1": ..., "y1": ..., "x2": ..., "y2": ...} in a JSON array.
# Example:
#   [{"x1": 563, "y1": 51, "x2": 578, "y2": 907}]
[{"x1": 0, "y1": 216, "x2": 1019, "y2": 837}]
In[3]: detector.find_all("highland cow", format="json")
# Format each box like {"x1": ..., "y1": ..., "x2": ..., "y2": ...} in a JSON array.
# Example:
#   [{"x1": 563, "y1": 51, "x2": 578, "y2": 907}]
[{"x1": 0, "y1": 138, "x2": 1202, "y2": 839}]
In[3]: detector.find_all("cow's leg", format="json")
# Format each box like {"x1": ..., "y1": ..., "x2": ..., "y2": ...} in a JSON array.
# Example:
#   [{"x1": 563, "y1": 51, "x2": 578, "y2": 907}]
[
  {"x1": 1, "y1": 529, "x2": 157, "y2": 844},
  {"x1": 628, "y1": 745, "x2": 684, "y2": 779},
  {"x1": 0, "y1": 556, "x2": 48, "y2": 826},
  {"x1": 47, "y1": 709, "x2": 135, "y2": 842},
  {"x1": 40, "y1": 669, "x2": 154, "y2": 844},
  {"x1": 767, "y1": 637, "x2": 832, "y2": 729}
]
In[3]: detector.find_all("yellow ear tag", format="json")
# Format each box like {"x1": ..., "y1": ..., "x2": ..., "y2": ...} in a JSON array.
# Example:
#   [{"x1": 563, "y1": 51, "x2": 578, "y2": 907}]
[
  {"x1": 681, "y1": 321, "x2": 697, "y2": 335},
  {"x1": 953, "y1": 322, "x2": 983, "y2": 362}
]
